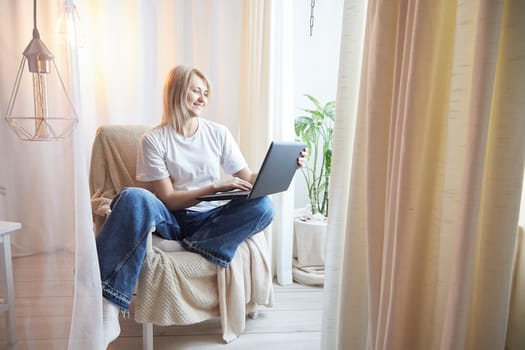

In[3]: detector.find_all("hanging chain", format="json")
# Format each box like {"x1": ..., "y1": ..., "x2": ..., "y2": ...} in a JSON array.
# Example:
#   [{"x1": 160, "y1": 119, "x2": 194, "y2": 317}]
[{"x1": 309, "y1": 0, "x2": 315, "y2": 36}]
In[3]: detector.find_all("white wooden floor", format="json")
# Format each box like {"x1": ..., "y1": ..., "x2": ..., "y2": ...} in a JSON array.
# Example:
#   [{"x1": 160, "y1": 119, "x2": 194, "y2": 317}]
[{"x1": 0, "y1": 252, "x2": 323, "y2": 350}]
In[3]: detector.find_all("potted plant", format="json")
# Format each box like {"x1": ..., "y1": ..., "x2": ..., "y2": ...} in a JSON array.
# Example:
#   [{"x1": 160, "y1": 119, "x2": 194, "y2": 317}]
[
  {"x1": 293, "y1": 94, "x2": 334, "y2": 276},
  {"x1": 295, "y1": 94, "x2": 335, "y2": 218}
]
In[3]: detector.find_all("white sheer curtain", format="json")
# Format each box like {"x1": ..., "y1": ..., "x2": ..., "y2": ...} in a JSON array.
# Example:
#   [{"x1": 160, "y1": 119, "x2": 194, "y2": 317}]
[
  {"x1": 0, "y1": 0, "x2": 77, "y2": 256},
  {"x1": 76, "y1": 0, "x2": 244, "y2": 140},
  {"x1": 320, "y1": 0, "x2": 367, "y2": 347},
  {"x1": 239, "y1": 0, "x2": 296, "y2": 285},
  {"x1": 0, "y1": 1, "x2": 90, "y2": 348},
  {"x1": 322, "y1": 0, "x2": 525, "y2": 349}
]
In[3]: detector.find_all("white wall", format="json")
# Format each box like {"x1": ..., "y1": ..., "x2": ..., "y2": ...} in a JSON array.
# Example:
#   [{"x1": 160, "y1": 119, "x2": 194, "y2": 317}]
[{"x1": 293, "y1": 0, "x2": 344, "y2": 209}]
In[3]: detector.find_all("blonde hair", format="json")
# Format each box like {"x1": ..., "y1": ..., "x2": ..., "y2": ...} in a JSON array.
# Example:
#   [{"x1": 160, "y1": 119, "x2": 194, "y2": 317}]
[{"x1": 161, "y1": 65, "x2": 212, "y2": 133}]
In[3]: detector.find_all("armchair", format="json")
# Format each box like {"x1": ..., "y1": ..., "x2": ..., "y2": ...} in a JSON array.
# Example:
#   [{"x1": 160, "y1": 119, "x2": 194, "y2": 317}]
[{"x1": 89, "y1": 124, "x2": 274, "y2": 349}]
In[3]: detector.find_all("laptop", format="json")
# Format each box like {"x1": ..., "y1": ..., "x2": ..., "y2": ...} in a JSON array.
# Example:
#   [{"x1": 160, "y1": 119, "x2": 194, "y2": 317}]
[{"x1": 197, "y1": 141, "x2": 306, "y2": 201}]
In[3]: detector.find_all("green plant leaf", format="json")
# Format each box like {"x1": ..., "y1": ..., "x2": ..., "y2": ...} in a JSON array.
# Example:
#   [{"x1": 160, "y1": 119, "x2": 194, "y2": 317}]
[{"x1": 304, "y1": 94, "x2": 322, "y2": 110}]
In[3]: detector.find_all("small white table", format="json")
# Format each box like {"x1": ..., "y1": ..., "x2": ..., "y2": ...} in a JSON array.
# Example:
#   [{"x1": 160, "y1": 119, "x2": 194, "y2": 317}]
[{"x1": 0, "y1": 221, "x2": 20, "y2": 344}]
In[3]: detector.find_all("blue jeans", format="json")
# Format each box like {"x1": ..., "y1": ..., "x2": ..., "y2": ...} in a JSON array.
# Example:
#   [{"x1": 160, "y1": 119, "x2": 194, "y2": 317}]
[{"x1": 96, "y1": 187, "x2": 274, "y2": 310}]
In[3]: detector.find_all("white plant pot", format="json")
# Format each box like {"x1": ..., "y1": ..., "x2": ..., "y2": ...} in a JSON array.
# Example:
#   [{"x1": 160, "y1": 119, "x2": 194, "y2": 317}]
[{"x1": 294, "y1": 216, "x2": 327, "y2": 268}]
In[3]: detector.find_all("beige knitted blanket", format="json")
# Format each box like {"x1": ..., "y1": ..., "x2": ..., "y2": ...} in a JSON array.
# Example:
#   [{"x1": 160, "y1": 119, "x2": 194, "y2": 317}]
[
  {"x1": 135, "y1": 233, "x2": 274, "y2": 343},
  {"x1": 90, "y1": 124, "x2": 152, "y2": 217},
  {"x1": 89, "y1": 125, "x2": 274, "y2": 342}
]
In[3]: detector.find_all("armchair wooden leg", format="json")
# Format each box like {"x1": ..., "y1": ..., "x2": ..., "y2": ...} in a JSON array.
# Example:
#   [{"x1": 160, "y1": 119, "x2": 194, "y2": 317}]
[{"x1": 142, "y1": 322, "x2": 153, "y2": 350}]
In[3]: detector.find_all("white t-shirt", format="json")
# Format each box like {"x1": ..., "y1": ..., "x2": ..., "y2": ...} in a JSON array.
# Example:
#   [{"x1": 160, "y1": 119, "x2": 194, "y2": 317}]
[{"x1": 136, "y1": 118, "x2": 247, "y2": 211}]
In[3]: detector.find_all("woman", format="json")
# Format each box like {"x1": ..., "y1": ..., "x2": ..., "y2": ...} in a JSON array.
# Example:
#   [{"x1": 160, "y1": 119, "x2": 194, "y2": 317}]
[{"x1": 97, "y1": 65, "x2": 306, "y2": 348}]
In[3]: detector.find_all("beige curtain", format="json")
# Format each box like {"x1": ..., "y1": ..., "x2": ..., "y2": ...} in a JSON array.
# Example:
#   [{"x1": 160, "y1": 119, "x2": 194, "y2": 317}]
[{"x1": 322, "y1": 0, "x2": 525, "y2": 349}]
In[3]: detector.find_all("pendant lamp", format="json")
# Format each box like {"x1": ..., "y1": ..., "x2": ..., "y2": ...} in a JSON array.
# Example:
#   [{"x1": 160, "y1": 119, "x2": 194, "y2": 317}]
[{"x1": 4, "y1": 0, "x2": 78, "y2": 141}]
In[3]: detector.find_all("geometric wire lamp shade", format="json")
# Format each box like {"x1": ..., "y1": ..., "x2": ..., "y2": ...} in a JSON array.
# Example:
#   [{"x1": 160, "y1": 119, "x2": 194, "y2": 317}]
[{"x1": 4, "y1": 0, "x2": 78, "y2": 141}]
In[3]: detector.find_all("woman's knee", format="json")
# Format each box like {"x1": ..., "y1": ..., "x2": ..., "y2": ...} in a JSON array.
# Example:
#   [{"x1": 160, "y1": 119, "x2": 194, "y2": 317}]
[
  {"x1": 112, "y1": 187, "x2": 157, "y2": 208},
  {"x1": 253, "y1": 196, "x2": 275, "y2": 221},
  {"x1": 120, "y1": 187, "x2": 152, "y2": 199}
]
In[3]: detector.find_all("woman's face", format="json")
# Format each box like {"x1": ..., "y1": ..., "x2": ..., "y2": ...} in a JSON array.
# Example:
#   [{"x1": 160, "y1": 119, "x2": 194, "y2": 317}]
[{"x1": 185, "y1": 75, "x2": 209, "y2": 117}]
